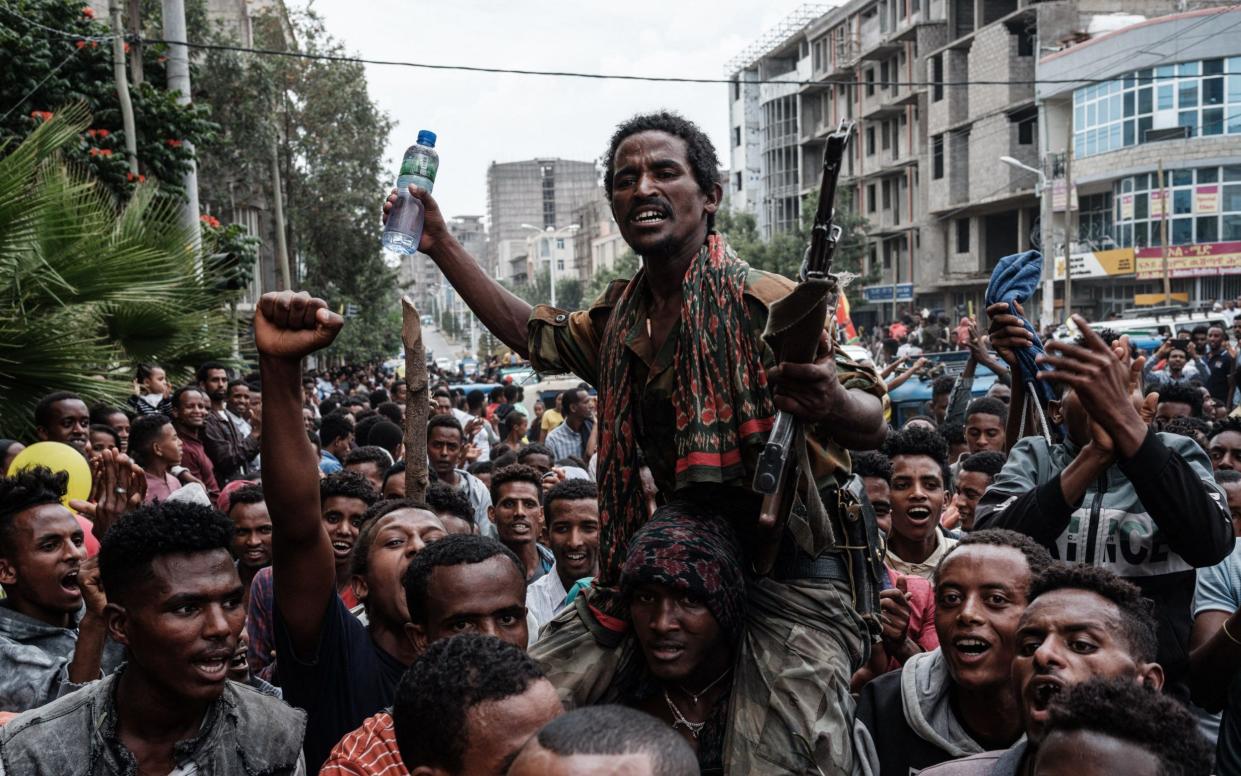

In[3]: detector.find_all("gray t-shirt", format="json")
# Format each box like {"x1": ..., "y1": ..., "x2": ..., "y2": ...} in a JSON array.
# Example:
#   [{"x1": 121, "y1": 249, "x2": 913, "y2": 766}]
[{"x1": 1194, "y1": 543, "x2": 1241, "y2": 769}]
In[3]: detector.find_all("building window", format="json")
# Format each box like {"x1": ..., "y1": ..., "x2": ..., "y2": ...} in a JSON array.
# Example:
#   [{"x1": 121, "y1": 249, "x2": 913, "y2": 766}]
[
  {"x1": 1018, "y1": 113, "x2": 1035, "y2": 145},
  {"x1": 1017, "y1": 32, "x2": 1033, "y2": 57},
  {"x1": 866, "y1": 126, "x2": 876, "y2": 155},
  {"x1": 881, "y1": 121, "x2": 891, "y2": 150},
  {"x1": 931, "y1": 55, "x2": 943, "y2": 102},
  {"x1": 732, "y1": 79, "x2": 740, "y2": 100},
  {"x1": 1112, "y1": 165, "x2": 1241, "y2": 248},
  {"x1": 932, "y1": 134, "x2": 944, "y2": 179},
  {"x1": 956, "y1": 218, "x2": 970, "y2": 253},
  {"x1": 882, "y1": 179, "x2": 892, "y2": 209},
  {"x1": 734, "y1": 126, "x2": 741, "y2": 147},
  {"x1": 866, "y1": 68, "x2": 876, "y2": 96},
  {"x1": 868, "y1": 184, "x2": 877, "y2": 213},
  {"x1": 880, "y1": 60, "x2": 890, "y2": 91},
  {"x1": 1077, "y1": 192, "x2": 1114, "y2": 247},
  {"x1": 734, "y1": 172, "x2": 742, "y2": 192},
  {"x1": 1073, "y1": 57, "x2": 1241, "y2": 159}
]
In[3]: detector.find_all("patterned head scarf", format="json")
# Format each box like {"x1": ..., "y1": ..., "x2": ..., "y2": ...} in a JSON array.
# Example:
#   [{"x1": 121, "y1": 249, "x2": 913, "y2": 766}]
[{"x1": 620, "y1": 501, "x2": 746, "y2": 638}]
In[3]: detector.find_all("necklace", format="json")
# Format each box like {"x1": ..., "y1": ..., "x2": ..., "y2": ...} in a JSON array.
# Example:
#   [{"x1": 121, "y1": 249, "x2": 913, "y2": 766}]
[
  {"x1": 677, "y1": 667, "x2": 732, "y2": 706},
  {"x1": 663, "y1": 691, "x2": 706, "y2": 739}
]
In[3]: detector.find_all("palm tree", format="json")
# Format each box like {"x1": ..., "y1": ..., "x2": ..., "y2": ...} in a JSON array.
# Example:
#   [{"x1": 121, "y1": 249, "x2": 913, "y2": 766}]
[{"x1": 0, "y1": 104, "x2": 236, "y2": 441}]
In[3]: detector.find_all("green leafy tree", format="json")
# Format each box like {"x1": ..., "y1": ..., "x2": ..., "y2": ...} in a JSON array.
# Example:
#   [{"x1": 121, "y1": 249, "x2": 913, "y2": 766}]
[
  {"x1": 0, "y1": 106, "x2": 236, "y2": 439},
  {"x1": 716, "y1": 189, "x2": 873, "y2": 306},
  {"x1": 0, "y1": 0, "x2": 215, "y2": 202},
  {"x1": 585, "y1": 250, "x2": 640, "y2": 301}
]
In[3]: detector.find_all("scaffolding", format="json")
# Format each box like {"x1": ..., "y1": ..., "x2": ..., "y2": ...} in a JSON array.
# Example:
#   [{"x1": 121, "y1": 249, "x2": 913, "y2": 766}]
[{"x1": 724, "y1": 3, "x2": 837, "y2": 76}]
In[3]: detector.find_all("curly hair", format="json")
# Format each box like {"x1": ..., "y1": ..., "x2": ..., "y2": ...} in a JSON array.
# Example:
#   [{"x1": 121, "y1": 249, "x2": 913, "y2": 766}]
[
  {"x1": 393, "y1": 634, "x2": 547, "y2": 773},
  {"x1": 89, "y1": 403, "x2": 130, "y2": 427},
  {"x1": 427, "y1": 414, "x2": 464, "y2": 441},
  {"x1": 940, "y1": 421, "x2": 965, "y2": 446},
  {"x1": 227, "y1": 483, "x2": 265, "y2": 510},
  {"x1": 34, "y1": 391, "x2": 83, "y2": 430},
  {"x1": 1028, "y1": 563, "x2": 1158, "y2": 663},
  {"x1": 319, "y1": 412, "x2": 354, "y2": 447},
  {"x1": 350, "y1": 498, "x2": 438, "y2": 579},
  {"x1": 425, "y1": 482, "x2": 474, "y2": 526},
  {"x1": 603, "y1": 111, "x2": 720, "y2": 206},
  {"x1": 169, "y1": 386, "x2": 206, "y2": 414},
  {"x1": 516, "y1": 443, "x2": 554, "y2": 466},
  {"x1": 490, "y1": 463, "x2": 544, "y2": 504},
  {"x1": 99, "y1": 501, "x2": 234, "y2": 604},
  {"x1": 1157, "y1": 382, "x2": 1203, "y2": 416},
  {"x1": 960, "y1": 451, "x2": 1007, "y2": 477},
  {"x1": 544, "y1": 478, "x2": 599, "y2": 519},
  {"x1": 0, "y1": 466, "x2": 69, "y2": 556},
  {"x1": 936, "y1": 528, "x2": 1054, "y2": 586},
  {"x1": 1211, "y1": 416, "x2": 1241, "y2": 441},
  {"x1": 1041, "y1": 677, "x2": 1212, "y2": 776},
  {"x1": 402, "y1": 534, "x2": 523, "y2": 626},
  {"x1": 883, "y1": 425, "x2": 950, "y2": 484},
  {"x1": 932, "y1": 376, "x2": 955, "y2": 399},
  {"x1": 376, "y1": 402, "x2": 403, "y2": 425},
  {"x1": 344, "y1": 445, "x2": 393, "y2": 469},
  {"x1": 965, "y1": 396, "x2": 1009, "y2": 424},
  {"x1": 851, "y1": 451, "x2": 893, "y2": 483},
  {"x1": 128, "y1": 413, "x2": 172, "y2": 466},
  {"x1": 320, "y1": 470, "x2": 379, "y2": 507}
]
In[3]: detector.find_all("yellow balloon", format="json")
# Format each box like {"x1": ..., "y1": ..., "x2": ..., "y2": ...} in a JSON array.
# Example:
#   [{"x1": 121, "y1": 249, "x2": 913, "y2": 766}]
[{"x1": 7, "y1": 442, "x2": 92, "y2": 506}]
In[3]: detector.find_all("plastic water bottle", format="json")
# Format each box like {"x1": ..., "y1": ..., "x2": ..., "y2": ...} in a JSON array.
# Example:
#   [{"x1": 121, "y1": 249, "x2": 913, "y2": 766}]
[{"x1": 383, "y1": 130, "x2": 438, "y2": 254}]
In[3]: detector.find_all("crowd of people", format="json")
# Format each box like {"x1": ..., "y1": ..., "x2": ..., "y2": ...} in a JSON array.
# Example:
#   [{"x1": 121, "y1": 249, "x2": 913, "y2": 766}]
[{"x1": 0, "y1": 110, "x2": 1237, "y2": 776}]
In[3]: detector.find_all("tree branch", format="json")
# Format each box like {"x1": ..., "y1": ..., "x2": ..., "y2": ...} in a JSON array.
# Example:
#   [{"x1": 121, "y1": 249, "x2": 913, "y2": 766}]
[{"x1": 402, "y1": 297, "x2": 429, "y2": 503}]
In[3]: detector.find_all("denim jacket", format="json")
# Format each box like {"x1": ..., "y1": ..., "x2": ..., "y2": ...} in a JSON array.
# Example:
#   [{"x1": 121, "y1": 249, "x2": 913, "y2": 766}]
[
  {"x1": 0, "y1": 668, "x2": 306, "y2": 775},
  {"x1": 0, "y1": 601, "x2": 125, "y2": 713}
]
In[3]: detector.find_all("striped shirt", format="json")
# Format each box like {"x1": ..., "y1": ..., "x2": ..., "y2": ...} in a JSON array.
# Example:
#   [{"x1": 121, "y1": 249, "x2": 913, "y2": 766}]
[{"x1": 321, "y1": 711, "x2": 407, "y2": 776}]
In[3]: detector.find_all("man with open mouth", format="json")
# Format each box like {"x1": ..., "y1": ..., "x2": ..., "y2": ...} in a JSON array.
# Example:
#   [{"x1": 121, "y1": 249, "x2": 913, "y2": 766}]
[
  {"x1": 856, "y1": 529, "x2": 1051, "y2": 775},
  {"x1": 527, "y1": 478, "x2": 600, "y2": 638},
  {"x1": 489, "y1": 465, "x2": 554, "y2": 585},
  {"x1": 884, "y1": 426, "x2": 959, "y2": 581},
  {"x1": 0, "y1": 500, "x2": 306, "y2": 774},
  {"x1": 0, "y1": 466, "x2": 125, "y2": 713},
  {"x1": 920, "y1": 563, "x2": 1165, "y2": 776}
]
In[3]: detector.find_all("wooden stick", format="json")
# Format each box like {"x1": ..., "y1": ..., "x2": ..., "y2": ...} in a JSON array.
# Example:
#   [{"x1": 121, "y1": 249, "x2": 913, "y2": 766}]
[{"x1": 401, "y1": 297, "x2": 430, "y2": 504}]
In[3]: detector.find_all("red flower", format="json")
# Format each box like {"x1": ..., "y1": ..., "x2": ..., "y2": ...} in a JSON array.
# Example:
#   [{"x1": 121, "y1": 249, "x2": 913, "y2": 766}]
[
  {"x1": 165, "y1": 139, "x2": 183, "y2": 148},
  {"x1": 99, "y1": 149, "x2": 113, "y2": 156},
  {"x1": 199, "y1": 215, "x2": 221, "y2": 228},
  {"x1": 85, "y1": 129, "x2": 96, "y2": 138},
  {"x1": 30, "y1": 111, "x2": 52, "y2": 121},
  {"x1": 81, "y1": 6, "x2": 95, "y2": 18},
  {"x1": 97, "y1": 129, "x2": 109, "y2": 138},
  {"x1": 123, "y1": 42, "x2": 130, "y2": 54},
  {"x1": 88, "y1": 148, "x2": 100, "y2": 157},
  {"x1": 75, "y1": 40, "x2": 86, "y2": 48}
]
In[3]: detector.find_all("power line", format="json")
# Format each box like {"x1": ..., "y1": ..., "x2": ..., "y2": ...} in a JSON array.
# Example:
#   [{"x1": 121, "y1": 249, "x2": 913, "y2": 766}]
[{"x1": 4, "y1": 1, "x2": 1241, "y2": 90}]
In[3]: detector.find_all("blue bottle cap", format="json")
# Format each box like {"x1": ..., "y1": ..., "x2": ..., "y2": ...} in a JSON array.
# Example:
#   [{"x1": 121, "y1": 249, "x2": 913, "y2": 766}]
[{"x1": 417, "y1": 130, "x2": 437, "y2": 148}]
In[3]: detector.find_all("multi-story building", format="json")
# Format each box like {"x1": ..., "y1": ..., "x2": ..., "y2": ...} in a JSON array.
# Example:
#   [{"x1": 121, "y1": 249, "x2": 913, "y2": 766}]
[
  {"x1": 485, "y1": 158, "x2": 599, "y2": 283},
  {"x1": 1037, "y1": 6, "x2": 1241, "y2": 316},
  {"x1": 398, "y1": 215, "x2": 487, "y2": 331},
  {"x1": 573, "y1": 198, "x2": 628, "y2": 284},
  {"x1": 727, "y1": 0, "x2": 1218, "y2": 328}
]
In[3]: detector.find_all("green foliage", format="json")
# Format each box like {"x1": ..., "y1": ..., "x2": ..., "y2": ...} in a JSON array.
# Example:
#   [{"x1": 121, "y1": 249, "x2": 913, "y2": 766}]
[
  {"x1": 715, "y1": 188, "x2": 873, "y2": 305},
  {"x1": 0, "y1": 0, "x2": 216, "y2": 202},
  {"x1": 585, "y1": 250, "x2": 640, "y2": 301},
  {"x1": 200, "y1": 215, "x2": 260, "y2": 290},
  {"x1": 0, "y1": 106, "x2": 237, "y2": 439},
  {"x1": 506, "y1": 268, "x2": 585, "y2": 311}
]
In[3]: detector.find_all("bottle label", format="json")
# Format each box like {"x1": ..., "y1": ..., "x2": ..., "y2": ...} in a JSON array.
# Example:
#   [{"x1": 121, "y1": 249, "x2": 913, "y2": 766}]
[{"x1": 400, "y1": 150, "x2": 438, "y2": 182}]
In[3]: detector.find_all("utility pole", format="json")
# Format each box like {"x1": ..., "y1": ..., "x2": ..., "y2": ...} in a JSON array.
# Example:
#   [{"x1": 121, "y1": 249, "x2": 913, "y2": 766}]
[
  {"x1": 161, "y1": 0, "x2": 201, "y2": 252},
  {"x1": 109, "y1": 0, "x2": 138, "y2": 176},
  {"x1": 1158, "y1": 159, "x2": 1170, "y2": 304},
  {"x1": 1062, "y1": 107, "x2": 1075, "y2": 322}
]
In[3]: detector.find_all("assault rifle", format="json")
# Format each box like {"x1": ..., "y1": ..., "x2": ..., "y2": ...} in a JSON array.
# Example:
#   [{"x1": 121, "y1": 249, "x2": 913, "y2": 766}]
[{"x1": 752, "y1": 119, "x2": 854, "y2": 573}]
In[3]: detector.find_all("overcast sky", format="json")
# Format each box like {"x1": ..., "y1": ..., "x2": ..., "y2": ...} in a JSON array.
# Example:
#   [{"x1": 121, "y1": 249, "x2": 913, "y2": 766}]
[{"x1": 309, "y1": 0, "x2": 812, "y2": 218}]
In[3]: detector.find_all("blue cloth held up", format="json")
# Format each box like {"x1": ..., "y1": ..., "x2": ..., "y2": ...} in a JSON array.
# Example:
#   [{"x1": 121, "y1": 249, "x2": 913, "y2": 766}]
[{"x1": 984, "y1": 250, "x2": 1057, "y2": 408}]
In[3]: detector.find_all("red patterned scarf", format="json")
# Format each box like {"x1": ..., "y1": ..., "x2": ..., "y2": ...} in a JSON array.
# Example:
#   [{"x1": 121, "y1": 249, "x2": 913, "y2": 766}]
[{"x1": 593, "y1": 233, "x2": 774, "y2": 617}]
